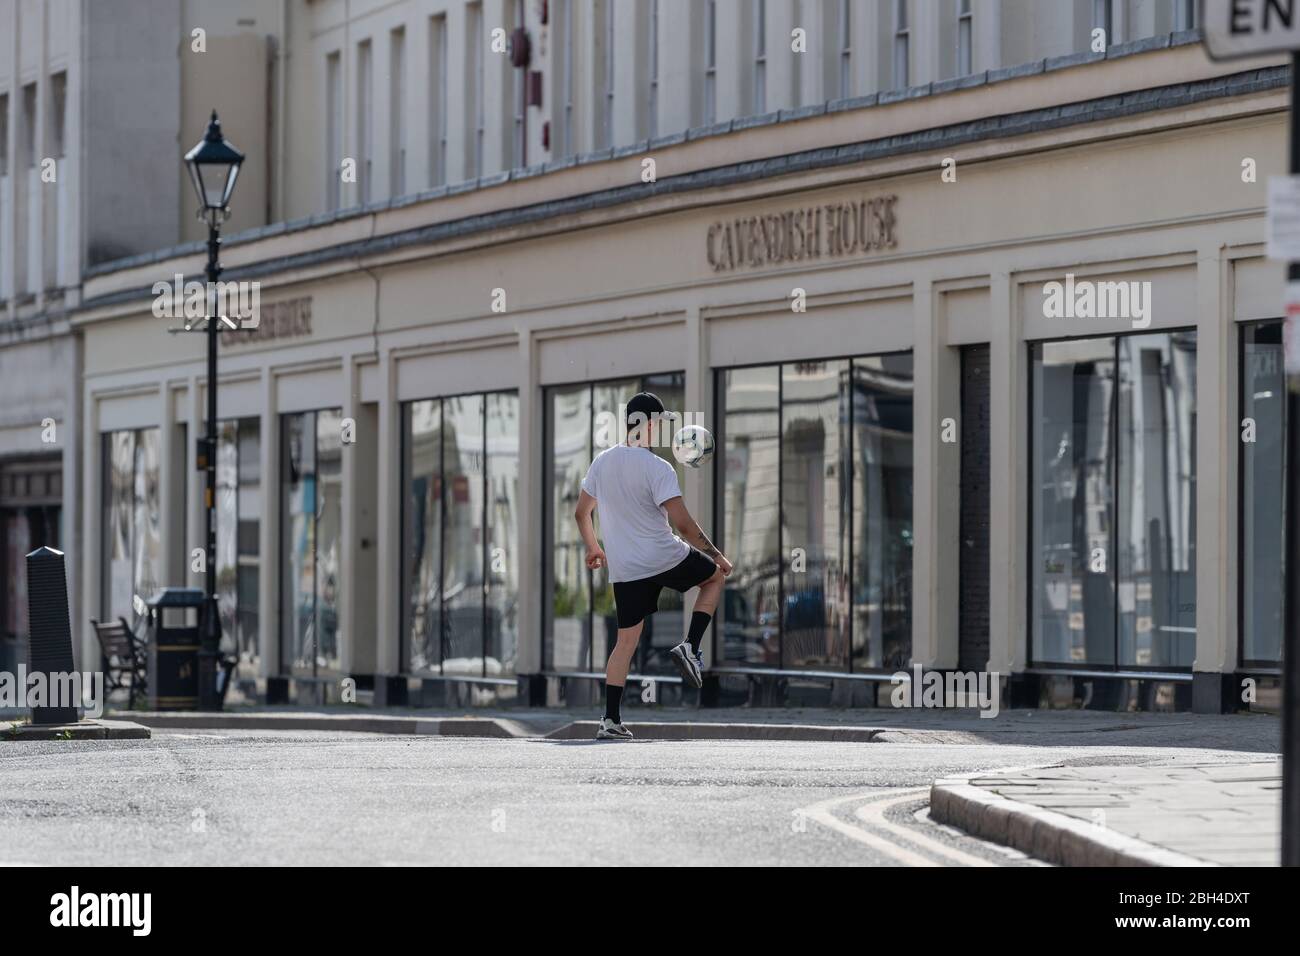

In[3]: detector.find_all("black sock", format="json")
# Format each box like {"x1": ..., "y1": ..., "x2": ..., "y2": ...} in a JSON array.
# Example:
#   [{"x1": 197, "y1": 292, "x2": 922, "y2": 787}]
[
  {"x1": 687, "y1": 611, "x2": 712, "y2": 654},
  {"x1": 604, "y1": 684, "x2": 624, "y2": 724}
]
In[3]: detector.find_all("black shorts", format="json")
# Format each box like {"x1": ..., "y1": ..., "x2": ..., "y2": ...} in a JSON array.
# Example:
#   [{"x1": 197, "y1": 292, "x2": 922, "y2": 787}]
[{"x1": 612, "y1": 548, "x2": 719, "y2": 628}]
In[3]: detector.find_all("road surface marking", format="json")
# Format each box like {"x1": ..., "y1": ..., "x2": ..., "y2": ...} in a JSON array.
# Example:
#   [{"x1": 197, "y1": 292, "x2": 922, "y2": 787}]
[
  {"x1": 797, "y1": 761, "x2": 1063, "y2": 867},
  {"x1": 798, "y1": 789, "x2": 942, "y2": 866},
  {"x1": 853, "y1": 790, "x2": 997, "y2": 867}
]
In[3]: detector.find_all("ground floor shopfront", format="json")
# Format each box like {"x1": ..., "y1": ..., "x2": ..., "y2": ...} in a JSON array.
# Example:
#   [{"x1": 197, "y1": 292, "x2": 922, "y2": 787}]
[
  {"x1": 0, "y1": 327, "x2": 80, "y2": 676},
  {"x1": 73, "y1": 89, "x2": 1288, "y2": 713}
]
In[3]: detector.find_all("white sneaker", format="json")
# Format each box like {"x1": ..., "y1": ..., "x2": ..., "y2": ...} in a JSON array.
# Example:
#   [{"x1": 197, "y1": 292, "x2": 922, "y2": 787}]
[
  {"x1": 669, "y1": 642, "x2": 704, "y2": 689},
  {"x1": 595, "y1": 717, "x2": 633, "y2": 740}
]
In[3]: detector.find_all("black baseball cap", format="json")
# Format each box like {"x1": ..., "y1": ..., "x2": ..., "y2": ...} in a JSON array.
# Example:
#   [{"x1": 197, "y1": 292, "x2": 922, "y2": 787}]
[{"x1": 626, "y1": 391, "x2": 665, "y2": 431}]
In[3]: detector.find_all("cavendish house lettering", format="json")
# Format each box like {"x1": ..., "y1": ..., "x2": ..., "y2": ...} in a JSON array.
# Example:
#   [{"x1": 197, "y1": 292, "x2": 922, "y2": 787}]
[
  {"x1": 706, "y1": 195, "x2": 898, "y2": 272},
  {"x1": 222, "y1": 296, "x2": 313, "y2": 347}
]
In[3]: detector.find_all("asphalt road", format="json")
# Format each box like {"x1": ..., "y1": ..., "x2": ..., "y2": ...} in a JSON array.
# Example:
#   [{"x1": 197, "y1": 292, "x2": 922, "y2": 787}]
[{"x1": 0, "y1": 728, "x2": 1276, "y2": 866}]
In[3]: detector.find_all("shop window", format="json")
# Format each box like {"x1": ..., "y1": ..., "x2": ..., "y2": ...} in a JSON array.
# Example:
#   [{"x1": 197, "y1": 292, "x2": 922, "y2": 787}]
[
  {"x1": 402, "y1": 391, "x2": 519, "y2": 676},
  {"x1": 1030, "y1": 331, "x2": 1198, "y2": 670},
  {"x1": 543, "y1": 373, "x2": 686, "y2": 674},
  {"x1": 101, "y1": 429, "x2": 162, "y2": 628},
  {"x1": 716, "y1": 354, "x2": 914, "y2": 672},
  {"x1": 217, "y1": 418, "x2": 261, "y2": 695},
  {"x1": 281, "y1": 410, "x2": 343, "y2": 676},
  {"x1": 1240, "y1": 322, "x2": 1287, "y2": 667}
]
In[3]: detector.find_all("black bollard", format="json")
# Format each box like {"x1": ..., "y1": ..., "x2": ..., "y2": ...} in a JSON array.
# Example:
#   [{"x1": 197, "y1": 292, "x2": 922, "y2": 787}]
[{"x1": 26, "y1": 546, "x2": 79, "y2": 725}]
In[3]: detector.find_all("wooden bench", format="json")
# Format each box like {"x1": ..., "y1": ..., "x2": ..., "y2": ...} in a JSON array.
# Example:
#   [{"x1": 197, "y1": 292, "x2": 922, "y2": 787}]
[{"x1": 91, "y1": 617, "x2": 147, "y2": 710}]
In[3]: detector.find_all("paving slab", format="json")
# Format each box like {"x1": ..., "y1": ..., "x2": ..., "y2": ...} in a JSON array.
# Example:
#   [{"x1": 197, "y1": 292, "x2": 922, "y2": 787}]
[{"x1": 931, "y1": 757, "x2": 1282, "y2": 866}]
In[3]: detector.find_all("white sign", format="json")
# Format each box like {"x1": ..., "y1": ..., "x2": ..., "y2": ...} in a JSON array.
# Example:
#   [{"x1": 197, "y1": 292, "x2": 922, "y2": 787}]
[
  {"x1": 1202, "y1": 0, "x2": 1300, "y2": 60},
  {"x1": 1267, "y1": 177, "x2": 1300, "y2": 259}
]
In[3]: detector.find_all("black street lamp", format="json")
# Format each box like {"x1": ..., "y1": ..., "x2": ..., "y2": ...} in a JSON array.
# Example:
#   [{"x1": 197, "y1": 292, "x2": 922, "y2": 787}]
[{"x1": 184, "y1": 110, "x2": 244, "y2": 711}]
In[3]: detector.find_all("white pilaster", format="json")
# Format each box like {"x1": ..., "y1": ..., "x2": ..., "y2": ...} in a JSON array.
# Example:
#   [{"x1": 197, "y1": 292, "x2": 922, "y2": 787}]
[
  {"x1": 987, "y1": 272, "x2": 1025, "y2": 674},
  {"x1": 514, "y1": 329, "x2": 542, "y2": 674},
  {"x1": 1194, "y1": 245, "x2": 1237, "y2": 676},
  {"x1": 911, "y1": 280, "x2": 961, "y2": 669},
  {"x1": 374, "y1": 348, "x2": 401, "y2": 675}
]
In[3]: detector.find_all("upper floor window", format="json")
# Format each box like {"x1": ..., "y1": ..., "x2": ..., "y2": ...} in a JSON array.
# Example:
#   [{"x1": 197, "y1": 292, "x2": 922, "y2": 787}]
[
  {"x1": 1093, "y1": 0, "x2": 1116, "y2": 46},
  {"x1": 1175, "y1": 0, "x2": 1197, "y2": 31},
  {"x1": 325, "y1": 52, "x2": 342, "y2": 209},
  {"x1": 356, "y1": 38, "x2": 374, "y2": 204},
  {"x1": 647, "y1": 0, "x2": 659, "y2": 140},
  {"x1": 21, "y1": 83, "x2": 37, "y2": 169},
  {"x1": 50, "y1": 71, "x2": 67, "y2": 160},
  {"x1": 429, "y1": 14, "x2": 448, "y2": 186},
  {"x1": 510, "y1": 0, "x2": 524, "y2": 168},
  {"x1": 957, "y1": 0, "x2": 973, "y2": 76},
  {"x1": 703, "y1": 0, "x2": 717, "y2": 126},
  {"x1": 892, "y1": 0, "x2": 909, "y2": 90},
  {"x1": 555, "y1": 0, "x2": 576, "y2": 157},
  {"x1": 753, "y1": 0, "x2": 767, "y2": 115},
  {"x1": 837, "y1": 0, "x2": 852, "y2": 99},
  {"x1": 0, "y1": 94, "x2": 9, "y2": 177},
  {"x1": 602, "y1": 0, "x2": 615, "y2": 148},
  {"x1": 389, "y1": 28, "x2": 406, "y2": 197},
  {"x1": 468, "y1": 1, "x2": 485, "y2": 176}
]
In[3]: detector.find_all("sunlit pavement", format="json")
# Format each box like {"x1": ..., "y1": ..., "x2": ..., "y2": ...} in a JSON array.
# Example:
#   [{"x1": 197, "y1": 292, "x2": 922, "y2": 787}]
[{"x1": 0, "y1": 719, "x2": 1279, "y2": 866}]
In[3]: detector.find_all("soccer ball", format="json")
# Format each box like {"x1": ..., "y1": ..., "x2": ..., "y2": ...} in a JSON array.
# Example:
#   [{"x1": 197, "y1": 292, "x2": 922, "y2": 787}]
[{"x1": 672, "y1": 425, "x2": 715, "y2": 468}]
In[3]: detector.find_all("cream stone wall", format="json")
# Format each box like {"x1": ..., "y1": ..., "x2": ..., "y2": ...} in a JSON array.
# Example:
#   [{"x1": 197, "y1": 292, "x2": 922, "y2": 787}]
[{"x1": 72, "y1": 83, "x2": 1285, "y2": 686}]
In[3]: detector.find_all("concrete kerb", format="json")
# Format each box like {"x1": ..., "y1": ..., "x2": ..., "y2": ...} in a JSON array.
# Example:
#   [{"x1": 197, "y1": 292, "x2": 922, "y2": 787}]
[
  {"x1": 546, "y1": 721, "x2": 883, "y2": 742},
  {"x1": 929, "y1": 775, "x2": 1216, "y2": 867},
  {"x1": 121, "y1": 711, "x2": 535, "y2": 738},
  {"x1": 1, "y1": 719, "x2": 151, "y2": 741},
  {"x1": 115, "y1": 711, "x2": 885, "y2": 742}
]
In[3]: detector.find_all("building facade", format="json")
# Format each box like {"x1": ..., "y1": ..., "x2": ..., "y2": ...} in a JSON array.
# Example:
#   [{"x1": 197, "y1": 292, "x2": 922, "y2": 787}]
[
  {"x1": 54, "y1": 1, "x2": 1289, "y2": 712},
  {"x1": 0, "y1": 0, "x2": 283, "y2": 672}
]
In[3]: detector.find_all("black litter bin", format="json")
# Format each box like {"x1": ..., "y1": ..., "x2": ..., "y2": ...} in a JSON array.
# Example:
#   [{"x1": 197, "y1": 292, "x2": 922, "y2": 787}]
[{"x1": 146, "y1": 588, "x2": 205, "y2": 711}]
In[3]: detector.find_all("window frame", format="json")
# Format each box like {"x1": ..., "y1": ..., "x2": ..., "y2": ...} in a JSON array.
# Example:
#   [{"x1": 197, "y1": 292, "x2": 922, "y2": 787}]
[{"x1": 1025, "y1": 326, "x2": 1200, "y2": 675}]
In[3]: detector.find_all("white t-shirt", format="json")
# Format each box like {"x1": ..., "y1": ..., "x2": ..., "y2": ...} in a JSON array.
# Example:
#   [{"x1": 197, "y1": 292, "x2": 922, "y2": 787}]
[{"x1": 580, "y1": 445, "x2": 690, "y2": 583}]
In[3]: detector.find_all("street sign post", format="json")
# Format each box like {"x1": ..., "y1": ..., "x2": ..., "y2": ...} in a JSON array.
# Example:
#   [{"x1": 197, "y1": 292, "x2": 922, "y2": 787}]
[{"x1": 1203, "y1": 0, "x2": 1300, "y2": 868}]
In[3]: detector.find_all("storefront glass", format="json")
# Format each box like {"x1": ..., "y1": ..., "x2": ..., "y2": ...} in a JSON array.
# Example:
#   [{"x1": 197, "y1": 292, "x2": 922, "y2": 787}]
[
  {"x1": 101, "y1": 429, "x2": 162, "y2": 628},
  {"x1": 543, "y1": 373, "x2": 686, "y2": 674},
  {"x1": 850, "y1": 355, "x2": 915, "y2": 669},
  {"x1": 1240, "y1": 322, "x2": 1287, "y2": 666},
  {"x1": 1031, "y1": 331, "x2": 1197, "y2": 669},
  {"x1": 281, "y1": 410, "x2": 342, "y2": 676},
  {"x1": 401, "y1": 390, "x2": 520, "y2": 676},
  {"x1": 717, "y1": 354, "x2": 914, "y2": 672},
  {"x1": 217, "y1": 418, "x2": 261, "y2": 688}
]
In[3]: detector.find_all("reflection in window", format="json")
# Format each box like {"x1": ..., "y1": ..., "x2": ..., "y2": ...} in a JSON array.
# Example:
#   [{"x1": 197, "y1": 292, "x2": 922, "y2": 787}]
[
  {"x1": 1241, "y1": 323, "x2": 1286, "y2": 666},
  {"x1": 281, "y1": 410, "x2": 342, "y2": 676},
  {"x1": 719, "y1": 366, "x2": 780, "y2": 665},
  {"x1": 1031, "y1": 332, "x2": 1197, "y2": 669},
  {"x1": 442, "y1": 395, "x2": 485, "y2": 673},
  {"x1": 544, "y1": 374, "x2": 686, "y2": 675},
  {"x1": 217, "y1": 418, "x2": 261, "y2": 693},
  {"x1": 101, "y1": 429, "x2": 162, "y2": 628},
  {"x1": 782, "y1": 360, "x2": 850, "y2": 669},
  {"x1": 851, "y1": 354, "x2": 914, "y2": 669},
  {"x1": 402, "y1": 391, "x2": 519, "y2": 676},
  {"x1": 1032, "y1": 339, "x2": 1116, "y2": 666},
  {"x1": 717, "y1": 354, "x2": 914, "y2": 672},
  {"x1": 1116, "y1": 333, "x2": 1197, "y2": 668}
]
